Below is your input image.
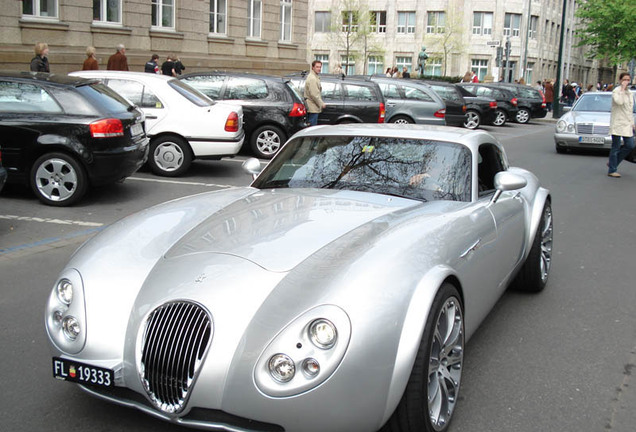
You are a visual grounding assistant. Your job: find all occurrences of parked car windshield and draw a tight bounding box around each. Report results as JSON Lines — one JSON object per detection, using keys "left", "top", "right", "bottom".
{"left": 573, "top": 92, "right": 636, "bottom": 113}
{"left": 253, "top": 135, "right": 472, "bottom": 202}
{"left": 168, "top": 79, "right": 214, "bottom": 107}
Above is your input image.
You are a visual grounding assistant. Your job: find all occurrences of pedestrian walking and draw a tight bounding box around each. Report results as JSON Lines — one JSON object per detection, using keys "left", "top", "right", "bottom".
{"left": 544, "top": 79, "right": 554, "bottom": 112}
{"left": 144, "top": 54, "right": 160, "bottom": 74}
{"left": 30, "top": 42, "right": 50, "bottom": 72}
{"left": 402, "top": 67, "right": 410, "bottom": 79}
{"left": 174, "top": 57, "right": 186, "bottom": 75}
{"left": 304, "top": 60, "right": 326, "bottom": 126}
{"left": 82, "top": 46, "right": 99, "bottom": 70}
{"left": 107, "top": 44, "right": 129, "bottom": 71}
{"left": 607, "top": 72, "right": 635, "bottom": 178}
{"left": 161, "top": 55, "right": 176, "bottom": 77}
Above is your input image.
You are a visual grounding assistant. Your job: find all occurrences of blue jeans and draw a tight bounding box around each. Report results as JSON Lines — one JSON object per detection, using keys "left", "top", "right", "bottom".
{"left": 608, "top": 134, "right": 635, "bottom": 173}
{"left": 307, "top": 113, "right": 319, "bottom": 126}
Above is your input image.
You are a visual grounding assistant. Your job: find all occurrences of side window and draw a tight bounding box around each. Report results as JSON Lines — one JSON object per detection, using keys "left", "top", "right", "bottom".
{"left": 378, "top": 82, "right": 400, "bottom": 99}
{"left": 0, "top": 81, "right": 62, "bottom": 113}
{"left": 181, "top": 75, "right": 225, "bottom": 99}
{"left": 321, "top": 81, "right": 342, "bottom": 100}
{"left": 477, "top": 143, "right": 506, "bottom": 194}
{"left": 433, "top": 86, "right": 462, "bottom": 103}
{"left": 403, "top": 86, "right": 434, "bottom": 102}
{"left": 343, "top": 84, "right": 374, "bottom": 101}
{"left": 476, "top": 87, "right": 492, "bottom": 98}
{"left": 107, "top": 79, "right": 162, "bottom": 108}
{"left": 226, "top": 77, "right": 268, "bottom": 100}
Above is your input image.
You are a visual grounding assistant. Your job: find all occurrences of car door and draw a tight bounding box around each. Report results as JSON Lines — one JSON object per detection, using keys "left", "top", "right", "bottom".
{"left": 401, "top": 83, "right": 445, "bottom": 125}
{"left": 105, "top": 79, "right": 167, "bottom": 135}
{"left": 341, "top": 82, "right": 378, "bottom": 123}
{"left": 318, "top": 80, "right": 344, "bottom": 124}
{"left": 376, "top": 81, "right": 404, "bottom": 121}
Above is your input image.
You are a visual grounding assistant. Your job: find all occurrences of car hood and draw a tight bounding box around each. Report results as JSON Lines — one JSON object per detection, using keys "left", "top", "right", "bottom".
{"left": 568, "top": 111, "right": 610, "bottom": 124}
{"left": 164, "top": 188, "right": 425, "bottom": 272}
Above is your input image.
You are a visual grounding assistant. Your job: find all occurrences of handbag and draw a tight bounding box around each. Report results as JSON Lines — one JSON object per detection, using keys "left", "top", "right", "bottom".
{"left": 625, "top": 147, "right": 636, "bottom": 163}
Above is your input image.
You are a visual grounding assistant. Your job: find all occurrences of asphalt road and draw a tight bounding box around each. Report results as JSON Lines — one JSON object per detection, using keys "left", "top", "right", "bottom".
{"left": 1, "top": 122, "right": 635, "bottom": 432}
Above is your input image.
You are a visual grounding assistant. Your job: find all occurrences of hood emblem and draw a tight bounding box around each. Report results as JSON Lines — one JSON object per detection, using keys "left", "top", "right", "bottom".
{"left": 195, "top": 273, "right": 207, "bottom": 283}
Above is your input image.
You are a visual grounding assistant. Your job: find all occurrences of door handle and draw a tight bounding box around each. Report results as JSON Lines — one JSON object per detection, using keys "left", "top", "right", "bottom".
{"left": 460, "top": 238, "right": 481, "bottom": 258}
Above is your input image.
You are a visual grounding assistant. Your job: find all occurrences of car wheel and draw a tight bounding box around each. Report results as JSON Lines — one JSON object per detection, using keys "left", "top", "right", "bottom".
{"left": 31, "top": 152, "right": 87, "bottom": 206}
{"left": 390, "top": 115, "right": 414, "bottom": 125}
{"left": 516, "top": 108, "right": 531, "bottom": 124}
{"left": 382, "top": 283, "right": 464, "bottom": 432}
{"left": 463, "top": 110, "right": 481, "bottom": 129}
{"left": 148, "top": 135, "right": 192, "bottom": 177}
{"left": 493, "top": 109, "right": 507, "bottom": 126}
{"left": 513, "top": 201, "right": 553, "bottom": 292}
{"left": 250, "top": 125, "right": 285, "bottom": 159}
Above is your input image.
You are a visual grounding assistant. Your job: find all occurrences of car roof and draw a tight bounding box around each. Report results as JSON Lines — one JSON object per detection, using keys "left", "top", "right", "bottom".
{"left": 0, "top": 71, "right": 96, "bottom": 87}
{"left": 69, "top": 70, "right": 175, "bottom": 83}
{"left": 180, "top": 71, "right": 288, "bottom": 83}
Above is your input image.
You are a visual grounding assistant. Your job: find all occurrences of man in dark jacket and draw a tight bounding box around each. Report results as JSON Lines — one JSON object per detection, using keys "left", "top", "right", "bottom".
{"left": 145, "top": 54, "right": 160, "bottom": 74}
{"left": 107, "top": 44, "right": 129, "bottom": 71}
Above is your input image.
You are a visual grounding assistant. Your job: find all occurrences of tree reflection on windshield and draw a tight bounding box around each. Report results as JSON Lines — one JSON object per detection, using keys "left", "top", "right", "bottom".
{"left": 253, "top": 135, "right": 472, "bottom": 202}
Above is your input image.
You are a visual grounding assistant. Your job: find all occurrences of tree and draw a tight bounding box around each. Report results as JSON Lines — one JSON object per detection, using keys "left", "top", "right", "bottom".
{"left": 575, "top": 0, "right": 636, "bottom": 72}
{"left": 422, "top": 6, "right": 465, "bottom": 77}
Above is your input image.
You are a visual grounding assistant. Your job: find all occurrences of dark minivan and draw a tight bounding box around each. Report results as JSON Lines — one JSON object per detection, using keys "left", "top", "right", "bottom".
{"left": 180, "top": 72, "right": 307, "bottom": 158}
{"left": 0, "top": 72, "right": 148, "bottom": 206}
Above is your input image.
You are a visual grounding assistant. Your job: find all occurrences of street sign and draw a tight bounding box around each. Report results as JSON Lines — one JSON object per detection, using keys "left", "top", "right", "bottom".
{"left": 487, "top": 40, "right": 501, "bottom": 47}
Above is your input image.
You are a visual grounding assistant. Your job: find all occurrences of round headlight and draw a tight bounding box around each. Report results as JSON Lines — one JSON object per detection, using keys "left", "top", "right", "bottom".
{"left": 302, "top": 358, "right": 320, "bottom": 377}
{"left": 556, "top": 120, "right": 567, "bottom": 133}
{"left": 62, "top": 316, "right": 81, "bottom": 340}
{"left": 268, "top": 354, "right": 295, "bottom": 383}
{"left": 309, "top": 319, "right": 337, "bottom": 349}
{"left": 56, "top": 279, "right": 74, "bottom": 305}
{"left": 567, "top": 123, "right": 575, "bottom": 133}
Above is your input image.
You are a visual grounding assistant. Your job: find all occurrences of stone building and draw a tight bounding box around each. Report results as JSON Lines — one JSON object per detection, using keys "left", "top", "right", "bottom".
{"left": 1, "top": 0, "right": 308, "bottom": 75}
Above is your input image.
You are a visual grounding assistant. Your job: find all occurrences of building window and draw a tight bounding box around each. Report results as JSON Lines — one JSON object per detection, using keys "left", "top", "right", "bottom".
{"left": 370, "top": 11, "right": 386, "bottom": 33}
{"left": 367, "top": 55, "right": 383, "bottom": 75}
{"left": 471, "top": 59, "right": 488, "bottom": 81}
{"left": 280, "top": 0, "right": 292, "bottom": 41}
{"left": 152, "top": 0, "right": 174, "bottom": 28}
{"left": 210, "top": 0, "right": 226, "bottom": 34}
{"left": 472, "top": 12, "right": 492, "bottom": 35}
{"left": 426, "top": 11, "right": 445, "bottom": 34}
{"left": 341, "top": 55, "right": 355, "bottom": 75}
{"left": 529, "top": 16, "right": 538, "bottom": 39}
{"left": 396, "top": 56, "right": 412, "bottom": 73}
{"left": 23, "top": 0, "right": 57, "bottom": 18}
{"left": 525, "top": 62, "right": 534, "bottom": 84}
{"left": 314, "top": 54, "right": 329, "bottom": 73}
{"left": 397, "top": 12, "right": 415, "bottom": 34}
{"left": 248, "top": 0, "right": 262, "bottom": 38}
{"left": 425, "top": 57, "right": 442, "bottom": 76}
{"left": 341, "top": 11, "right": 358, "bottom": 32}
{"left": 93, "top": 0, "right": 121, "bottom": 24}
{"left": 504, "top": 13, "right": 521, "bottom": 37}
{"left": 315, "top": 11, "right": 331, "bottom": 32}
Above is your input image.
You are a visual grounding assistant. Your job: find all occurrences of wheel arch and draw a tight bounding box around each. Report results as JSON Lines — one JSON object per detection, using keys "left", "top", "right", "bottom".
{"left": 524, "top": 191, "right": 551, "bottom": 261}
{"left": 387, "top": 114, "right": 415, "bottom": 124}
{"left": 28, "top": 145, "right": 90, "bottom": 186}
{"left": 149, "top": 132, "right": 194, "bottom": 158}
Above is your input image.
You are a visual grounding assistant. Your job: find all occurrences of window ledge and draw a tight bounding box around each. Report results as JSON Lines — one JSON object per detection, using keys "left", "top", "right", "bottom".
{"left": 91, "top": 23, "right": 133, "bottom": 35}
{"left": 149, "top": 28, "right": 184, "bottom": 39}
{"left": 278, "top": 41, "right": 298, "bottom": 49}
{"left": 245, "top": 38, "right": 267, "bottom": 46}
{"left": 19, "top": 18, "right": 69, "bottom": 31}
{"left": 207, "top": 34, "right": 234, "bottom": 44}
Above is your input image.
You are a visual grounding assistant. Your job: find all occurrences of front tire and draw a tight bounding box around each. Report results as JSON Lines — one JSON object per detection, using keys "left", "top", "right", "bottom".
{"left": 31, "top": 152, "right": 87, "bottom": 206}
{"left": 148, "top": 135, "right": 192, "bottom": 177}
{"left": 463, "top": 110, "right": 481, "bottom": 129}
{"left": 250, "top": 125, "right": 285, "bottom": 159}
{"left": 516, "top": 108, "right": 531, "bottom": 124}
{"left": 382, "top": 283, "right": 464, "bottom": 432}
{"left": 492, "top": 109, "right": 507, "bottom": 126}
{"left": 513, "top": 201, "right": 553, "bottom": 292}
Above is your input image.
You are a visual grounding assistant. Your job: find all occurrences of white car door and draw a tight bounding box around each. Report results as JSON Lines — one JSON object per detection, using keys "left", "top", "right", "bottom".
{"left": 106, "top": 79, "right": 168, "bottom": 135}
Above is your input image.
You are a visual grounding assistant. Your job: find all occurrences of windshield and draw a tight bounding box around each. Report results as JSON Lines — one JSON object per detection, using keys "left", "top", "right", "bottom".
{"left": 573, "top": 93, "right": 636, "bottom": 113}
{"left": 168, "top": 79, "right": 214, "bottom": 107}
{"left": 253, "top": 135, "right": 472, "bottom": 202}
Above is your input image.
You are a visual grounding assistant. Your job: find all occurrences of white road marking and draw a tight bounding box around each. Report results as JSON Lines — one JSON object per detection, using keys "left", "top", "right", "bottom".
{"left": 127, "top": 176, "right": 236, "bottom": 188}
{"left": 0, "top": 215, "right": 103, "bottom": 227}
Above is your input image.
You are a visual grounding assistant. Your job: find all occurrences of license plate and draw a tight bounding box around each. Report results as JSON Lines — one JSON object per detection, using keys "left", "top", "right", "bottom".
{"left": 131, "top": 123, "right": 143, "bottom": 136}
{"left": 52, "top": 357, "right": 114, "bottom": 387}
{"left": 579, "top": 136, "right": 605, "bottom": 144}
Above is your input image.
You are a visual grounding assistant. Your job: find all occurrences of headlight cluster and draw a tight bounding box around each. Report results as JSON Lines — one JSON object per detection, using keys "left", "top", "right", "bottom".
{"left": 45, "top": 269, "right": 87, "bottom": 354}
{"left": 556, "top": 119, "right": 575, "bottom": 133}
{"left": 255, "top": 307, "right": 350, "bottom": 397}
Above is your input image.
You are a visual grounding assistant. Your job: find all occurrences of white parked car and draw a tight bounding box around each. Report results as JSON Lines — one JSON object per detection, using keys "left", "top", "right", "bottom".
{"left": 70, "top": 71, "right": 244, "bottom": 176}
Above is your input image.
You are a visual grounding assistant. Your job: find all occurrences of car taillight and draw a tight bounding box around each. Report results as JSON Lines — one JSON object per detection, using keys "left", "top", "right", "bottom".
{"left": 225, "top": 112, "right": 240, "bottom": 132}
{"left": 511, "top": 97, "right": 518, "bottom": 106}
{"left": 462, "top": 105, "right": 466, "bottom": 113}
{"left": 89, "top": 119, "right": 124, "bottom": 138}
{"left": 539, "top": 90, "right": 546, "bottom": 108}
{"left": 289, "top": 102, "right": 307, "bottom": 117}
{"left": 378, "top": 103, "right": 386, "bottom": 123}
{"left": 434, "top": 109, "right": 446, "bottom": 118}
{"left": 489, "top": 101, "right": 497, "bottom": 109}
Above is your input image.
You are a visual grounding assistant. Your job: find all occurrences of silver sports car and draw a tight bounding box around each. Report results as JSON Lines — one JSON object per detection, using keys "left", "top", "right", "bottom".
{"left": 45, "top": 124, "right": 552, "bottom": 432}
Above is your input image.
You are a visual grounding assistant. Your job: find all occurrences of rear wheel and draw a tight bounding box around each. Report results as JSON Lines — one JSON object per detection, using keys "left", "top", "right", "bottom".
{"left": 250, "top": 125, "right": 285, "bottom": 159}
{"left": 31, "top": 152, "right": 87, "bottom": 206}
{"left": 463, "top": 110, "right": 481, "bottom": 129}
{"left": 382, "top": 283, "right": 464, "bottom": 432}
{"left": 390, "top": 115, "right": 414, "bottom": 125}
{"left": 516, "top": 108, "right": 531, "bottom": 124}
{"left": 148, "top": 135, "right": 192, "bottom": 177}
{"left": 492, "top": 109, "right": 507, "bottom": 126}
{"left": 513, "top": 201, "right": 553, "bottom": 292}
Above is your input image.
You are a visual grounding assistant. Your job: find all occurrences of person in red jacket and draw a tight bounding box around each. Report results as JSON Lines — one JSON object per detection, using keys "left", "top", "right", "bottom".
{"left": 107, "top": 44, "right": 129, "bottom": 71}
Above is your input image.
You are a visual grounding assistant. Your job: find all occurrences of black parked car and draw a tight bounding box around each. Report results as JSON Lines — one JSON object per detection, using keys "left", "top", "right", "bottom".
{"left": 490, "top": 83, "right": 547, "bottom": 123}
{"left": 423, "top": 81, "right": 467, "bottom": 127}
{"left": 0, "top": 72, "right": 149, "bottom": 206}
{"left": 180, "top": 72, "right": 307, "bottom": 159}
{"left": 456, "top": 85, "right": 498, "bottom": 129}
{"left": 286, "top": 73, "right": 386, "bottom": 125}
{"left": 0, "top": 147, "right": 6, "bottom": 194}
{"left": 457, "top": 83, "right": 519, "bottom": 126}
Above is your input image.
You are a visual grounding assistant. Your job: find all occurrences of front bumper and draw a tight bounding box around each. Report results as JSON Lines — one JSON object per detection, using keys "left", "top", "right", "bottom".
{"left": 554, "top": 132, "right": 611, "bottom": 151}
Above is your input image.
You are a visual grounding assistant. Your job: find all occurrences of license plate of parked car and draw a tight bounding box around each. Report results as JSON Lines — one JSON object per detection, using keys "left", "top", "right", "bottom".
{"left": 52, "top": 357, "right": 113, "bottom": 387}
{"left": 131, "top": 123, "right": 144, "bottom": 136}
{"left": 579, "top": 136, "right": 605, "bottom": 144}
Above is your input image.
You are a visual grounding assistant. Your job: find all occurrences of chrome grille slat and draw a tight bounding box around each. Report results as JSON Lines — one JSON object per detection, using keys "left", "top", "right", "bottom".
{"left": 140, "top": 301, "right": 212, "bottom": 414}
{"left": 576, "top": 123, "right": 609, "bottom": 136}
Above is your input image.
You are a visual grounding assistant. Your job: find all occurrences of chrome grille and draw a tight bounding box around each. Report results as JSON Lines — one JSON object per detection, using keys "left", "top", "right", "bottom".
{"left": 140, "top": 301, "right": 212, "bottom": 413}
{"left": 576, "top": 123, "right": 609, "bottom": 136}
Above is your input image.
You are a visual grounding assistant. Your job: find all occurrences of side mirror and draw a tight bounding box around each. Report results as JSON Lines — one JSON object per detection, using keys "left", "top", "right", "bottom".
{"left": 490, "top": 171, "right": 527, "bottom": 204}
{"left": 242, "top": 158, "right": 262, "bottom": 180}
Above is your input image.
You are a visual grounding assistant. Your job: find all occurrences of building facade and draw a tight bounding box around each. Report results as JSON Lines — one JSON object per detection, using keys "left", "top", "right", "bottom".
{"left": 1, "top": 0, "right": 308, "bottom": 75}
{"left": 308, "top": 0, "right": 613, "bottom": 87}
